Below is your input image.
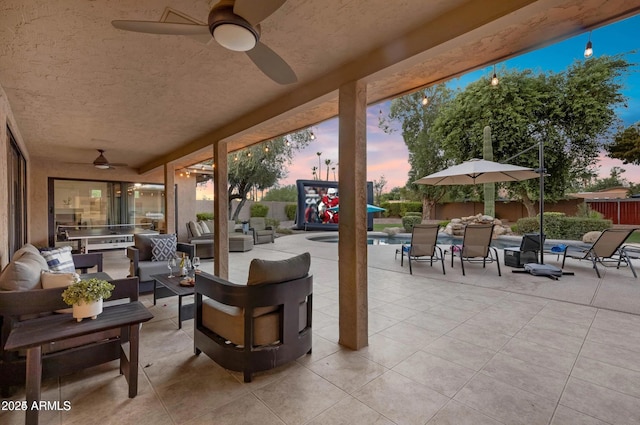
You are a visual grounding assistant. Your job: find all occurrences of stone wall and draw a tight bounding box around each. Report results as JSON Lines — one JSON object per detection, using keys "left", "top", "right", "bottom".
{"left": 443, "top": 214, "right": 513, "bottom": 238}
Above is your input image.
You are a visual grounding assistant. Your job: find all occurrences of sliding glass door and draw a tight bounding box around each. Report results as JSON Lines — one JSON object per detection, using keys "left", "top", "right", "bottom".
{"left": 7, "top": 127, "right": 27, "bottom": 258}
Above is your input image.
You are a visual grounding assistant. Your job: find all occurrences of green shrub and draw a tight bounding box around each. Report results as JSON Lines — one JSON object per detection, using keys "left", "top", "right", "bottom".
{"left": 404, "top": 212, "right": 422, "bottom": 217}
{"left": 576, "top": 203, "right": 603, "bottom": 219}
{"left": 402, "top": 216, "right": 422, "bottom": 232}
{"left": 285, "top": 203, "right": 297, "bottom": 220}
{"left": 250, "top": 203, "right": 269, "bottom": 217}
{"left": 380, "top": 201, "right": 422, "bottom": 217}
{"left": 265, "top": 218, "right": 280, "bottom": 229}
{"left": 515, "top": 214, "right": 612, "bottom": 240}
{"left": 439, "top": 220, "right": 450, "bottom": 229}
{"left": 196, "top": 212, "right": 214, "bottom": 221}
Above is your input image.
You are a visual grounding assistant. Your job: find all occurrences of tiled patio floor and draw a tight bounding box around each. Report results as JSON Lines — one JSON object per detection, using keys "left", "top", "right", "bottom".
{"left": 3, "top": 232, "right": 640, "bottom": 424}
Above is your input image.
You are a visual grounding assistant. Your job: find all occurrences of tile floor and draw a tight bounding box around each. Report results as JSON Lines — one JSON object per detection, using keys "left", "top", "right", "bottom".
{"left": 2, "top": 232, "right": 640, "bottom": 424}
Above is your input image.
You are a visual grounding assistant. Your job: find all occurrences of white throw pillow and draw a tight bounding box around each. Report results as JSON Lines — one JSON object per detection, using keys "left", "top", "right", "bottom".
{"left": 41, "top": 271, "right": 80, "bottom": 313}
{"left": 39, "top": 246, "right": 76, "bottom": 273}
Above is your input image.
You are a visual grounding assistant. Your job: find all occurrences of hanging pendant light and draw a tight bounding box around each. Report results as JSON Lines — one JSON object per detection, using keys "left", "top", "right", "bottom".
{"left": 490, "top": 64, "right": 499, "bottom": 86}
{"left": 584, "top": 31, "right": 593, "bottom": 58}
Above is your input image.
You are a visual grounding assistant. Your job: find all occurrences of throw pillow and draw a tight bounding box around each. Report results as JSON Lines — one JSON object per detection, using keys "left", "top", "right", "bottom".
{"left": 199, "top": 221, "right": 210, "bottom": 234}
{"left": 247, "top": 252, "right": 310, "bottom": 285}
{"left": 39, "top": 246, "right": 75, "bottom": 273}
{"left": 41, "top": 271, "right": 80, "bottom": 313}
{"left": 188, "top": 221, "right": 202, "bottom": 237}
{"left": 0, "top": 251, "right": 49, "bottom": 291}
{"left": 151, "top": 235, "right": 177, "bottom": 261}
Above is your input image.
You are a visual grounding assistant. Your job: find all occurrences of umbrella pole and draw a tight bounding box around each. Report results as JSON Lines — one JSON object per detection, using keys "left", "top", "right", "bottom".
{"left": 539, "top": 140, "right": 545, "bottom": 264}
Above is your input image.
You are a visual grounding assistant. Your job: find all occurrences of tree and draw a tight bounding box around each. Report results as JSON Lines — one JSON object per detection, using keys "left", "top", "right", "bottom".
{"left": 372, "top": 175, "right": 387, "bottom": 205}
{"left": 583, "top": 166, "right": 628, "bottom": 192}
{"left": 262, "top": 184, "right": 298, "bottom": 202}
{"left": 606, "top": 123, "right": 640, "bottom": 165}
{"left": 228, "top": 130, "right": 312, "bottom": 220}
{"left": 432, "top": 55, "right": 631, "bottom": 216}
{"left": 379, "top": 84, "right": 454, "bottom": 220}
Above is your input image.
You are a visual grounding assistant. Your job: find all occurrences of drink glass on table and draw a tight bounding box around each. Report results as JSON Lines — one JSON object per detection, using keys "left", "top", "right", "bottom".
{"left": 192, "top": 256, "right": 200, "bottom": 273}
{"left": 167, "top": 257, "right": 176, "bottom": 278}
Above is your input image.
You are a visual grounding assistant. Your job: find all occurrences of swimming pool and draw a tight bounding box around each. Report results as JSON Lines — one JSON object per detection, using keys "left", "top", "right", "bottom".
{"left": 306, "top": 232, "right": 559, "bottom": 250}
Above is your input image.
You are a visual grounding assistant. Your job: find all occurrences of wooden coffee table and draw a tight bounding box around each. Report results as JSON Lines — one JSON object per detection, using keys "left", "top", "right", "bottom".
{"left": 151, "top": 273, "right": 200, "bottom": 329}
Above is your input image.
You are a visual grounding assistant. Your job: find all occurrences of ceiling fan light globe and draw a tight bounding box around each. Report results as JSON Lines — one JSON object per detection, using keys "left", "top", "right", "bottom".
{"left": 94, "top": 164, "right": 110, "bottom": 170}
{"left": 213, "top": 23, "right": 256, "bottom": 51}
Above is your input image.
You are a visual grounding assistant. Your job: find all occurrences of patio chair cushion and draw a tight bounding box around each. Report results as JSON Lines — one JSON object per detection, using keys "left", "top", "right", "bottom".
{"left": 247, "top": 252, "right": 310, "bottom": 285}
{"left": 199, "top": 221, "right": 211, "bottom": 233}
{"left": 136, "top": 261, "right": 171, "bottom": 283}
{"left": 39, "top": 246, "right": 75, "bottom": 273}
{"left": 150, "top": 234, "right": 177, "bottom": 262}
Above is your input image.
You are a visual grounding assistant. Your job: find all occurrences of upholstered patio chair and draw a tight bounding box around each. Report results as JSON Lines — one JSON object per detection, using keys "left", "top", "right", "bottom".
{"left": 562, "top": 228, "right": 637, "bottom": 278}
{"left": 249, "top": 217, "right": 275, "bottom": 244}
{"left": 194, "top": 252, "right": 312, "bottom": 382}
{"left": 395, "top": 224, "right": 445, "bottom": 275}
{"left": 450, "top": 223, "right": 501, "bottom": 276}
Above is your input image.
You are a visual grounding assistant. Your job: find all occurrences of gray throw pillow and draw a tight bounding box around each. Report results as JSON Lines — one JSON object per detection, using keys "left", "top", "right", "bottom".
{"left": 135, "top": 233, "right": 175, "bottom": 261}
{"left": 247, "top": 252, "right": 310, "bottom": 285}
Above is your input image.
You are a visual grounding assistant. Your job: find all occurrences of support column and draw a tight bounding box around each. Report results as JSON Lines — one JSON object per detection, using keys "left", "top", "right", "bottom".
{"left": 338, "top": 80, "right": 368, "bottom": 350}
{"left": 164, "top": 163, "right": 176, "bottom": 235}
{"left": 213, "top": 141, "right": 229, "bottom": 279}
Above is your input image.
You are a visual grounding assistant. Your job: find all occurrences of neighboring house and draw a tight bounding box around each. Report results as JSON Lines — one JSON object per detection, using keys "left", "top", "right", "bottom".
{"left": 569, "top": 186, "right": 630, "bottom": 200}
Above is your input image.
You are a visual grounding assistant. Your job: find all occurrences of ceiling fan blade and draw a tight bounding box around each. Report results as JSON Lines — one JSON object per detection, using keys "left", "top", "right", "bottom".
{"left": 109, "top": 163, "right": 129, "bottom": 167}
{"left": 234, "top": 0, "right": 286, "bottom": 26}
{"left": 112, "top": 20, "right": 209, "bottom": 36}
{"left": 246, "top": 41, "right": 297, "bottom": 85}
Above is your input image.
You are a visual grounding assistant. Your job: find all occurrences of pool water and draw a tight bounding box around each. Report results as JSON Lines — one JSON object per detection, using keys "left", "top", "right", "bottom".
{"left": 307, "top": 233, "right": 554, "bottom": 250}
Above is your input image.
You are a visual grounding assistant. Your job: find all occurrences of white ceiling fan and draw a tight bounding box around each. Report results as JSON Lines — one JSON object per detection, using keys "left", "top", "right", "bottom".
{"left": 111, "top": 0, "right": 297, "bottom": 85}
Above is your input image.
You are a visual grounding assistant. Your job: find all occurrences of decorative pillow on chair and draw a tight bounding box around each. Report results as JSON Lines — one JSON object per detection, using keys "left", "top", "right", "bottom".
{"left": 41, "top": 271, "right": 80, "bottom": 313}
{"left": 151, "top": 234, "right": 177, "bottom": 261}
{"left": 0, "top": 251, "right": 49, "bottom": 291}
{"left": 39, "top": 246, "right": 75, "bottom": 273}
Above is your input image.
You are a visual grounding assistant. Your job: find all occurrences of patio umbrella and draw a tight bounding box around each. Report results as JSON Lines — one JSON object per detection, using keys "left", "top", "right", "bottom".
{"left": 327, "top": 204, "right": 386, "bottom": 213}
{"left": 414, "top": 158, "right": 540, "bottom": 186}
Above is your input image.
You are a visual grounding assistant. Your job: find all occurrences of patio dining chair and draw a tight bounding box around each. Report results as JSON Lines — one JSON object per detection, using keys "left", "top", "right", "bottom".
{"left": 562, "top": 228, "right": 637, "bottom": 278}
{"left": 450, "top": 223, "right": 501, "bottom": 276}
{"left": 395, "top": 224, "right": 445, "bottom": 275}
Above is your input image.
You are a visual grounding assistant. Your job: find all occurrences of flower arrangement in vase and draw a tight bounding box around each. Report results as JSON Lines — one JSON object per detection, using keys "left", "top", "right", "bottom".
{"left": 61, "top": 278, "right": 115, "bottom": 322}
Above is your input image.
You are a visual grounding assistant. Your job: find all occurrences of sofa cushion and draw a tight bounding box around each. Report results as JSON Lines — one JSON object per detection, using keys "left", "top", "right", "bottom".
{"left": 198, "top": 221, "right": 211, "bottom": 234}
{"left": 188, "top": 221, "right": 202, "bottom": 238}
{"left": 135, "top": 233, "right": 175, "bottom": 262}
{"left": 247, "top": 252, "right": 310, "bottom": 285}
{"left": 0, "top": 251, "right": 49, "bottom": 291}
{"left": 151, "top": 235, "right": 177, "bottom": 262}
{"left": 41, "top": 271, "right": 80, "bottom": 313}
{"left": 12, "top": 243, "right": 41, "bottom": 261}
{"left": 39, "top": 246, "right": 75, "bottom": 273}
{"left": 137, "top": 261, "right": 172, "bottom": 282}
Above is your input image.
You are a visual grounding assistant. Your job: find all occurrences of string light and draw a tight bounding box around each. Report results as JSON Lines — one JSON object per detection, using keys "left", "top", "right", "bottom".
{"left": 421, "top": 93, "right": 429, "bottom": 106}
{"left": 310, "top": 132, "right": 316, "bottom": 140}
{"left": 490, "top": 64, "right": 499, "bottom": 86}
{"left": 584, "top": 31, "right": 593, "bottom": 58}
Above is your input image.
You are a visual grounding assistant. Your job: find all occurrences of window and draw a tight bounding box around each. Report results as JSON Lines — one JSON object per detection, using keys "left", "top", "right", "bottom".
{"left": 7, "top": 127, "right": 27, "bottom": 258}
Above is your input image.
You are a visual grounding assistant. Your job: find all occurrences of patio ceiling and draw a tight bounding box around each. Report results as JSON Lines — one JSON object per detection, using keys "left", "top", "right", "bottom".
{"left": 1, "top": 0, "right": 639, "bottom": 173}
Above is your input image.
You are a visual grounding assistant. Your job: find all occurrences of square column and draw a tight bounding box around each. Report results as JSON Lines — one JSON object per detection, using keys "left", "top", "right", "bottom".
{"left": 338, "top": 80, "right": 368, "bottom": 350}
{"left": 213, "top": 141, "right": 229, "bottom": 279}
{"left": 163, "top": 164, "right": 176, "bottom": 235}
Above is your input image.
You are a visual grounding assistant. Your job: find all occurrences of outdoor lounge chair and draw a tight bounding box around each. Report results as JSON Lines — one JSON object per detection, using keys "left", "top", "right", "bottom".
{"left": 450, "top": 223, "right": 501, "bottom": 276}
{"left": 395, "top": 224, "right": 445, "bottom": 275}
{"left": 194, "top": 252, "right": 312, "bottom": 382}
{"left": 562, "top": 228, "right": 637, "bottom": 278}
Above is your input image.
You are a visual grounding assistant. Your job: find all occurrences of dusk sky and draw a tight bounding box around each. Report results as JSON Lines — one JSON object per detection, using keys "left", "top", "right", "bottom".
{"left": 281, "top": 14, "right": 640, "bottom": 190}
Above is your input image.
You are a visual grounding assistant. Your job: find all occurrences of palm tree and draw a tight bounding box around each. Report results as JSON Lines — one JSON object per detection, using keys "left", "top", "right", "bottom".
{"left": 325, "top": 159, "right": 333, "bottom": 180}
{"left": 316, "top": 152, "right": 322, "bottom": 179}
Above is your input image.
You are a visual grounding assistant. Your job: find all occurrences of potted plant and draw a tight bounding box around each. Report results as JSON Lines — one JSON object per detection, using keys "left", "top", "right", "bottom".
{"left": 61, "top": 278, "right": 115, "bottom": 322}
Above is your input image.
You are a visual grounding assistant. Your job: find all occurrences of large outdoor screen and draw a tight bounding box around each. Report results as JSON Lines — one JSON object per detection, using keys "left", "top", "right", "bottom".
{"left": 294, "top": 180, "right": 374, "bottom": 231}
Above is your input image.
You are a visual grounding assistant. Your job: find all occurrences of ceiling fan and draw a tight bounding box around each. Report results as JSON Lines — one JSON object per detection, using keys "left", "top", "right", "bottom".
{"left": 92, "top": 149, "right": 128, "bottom": 170}
{"left": 111, "top": 0, "right": 297, "bottom": 85}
